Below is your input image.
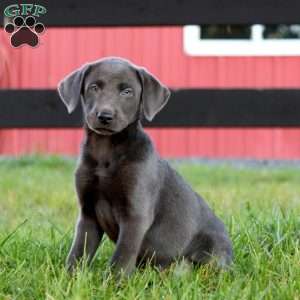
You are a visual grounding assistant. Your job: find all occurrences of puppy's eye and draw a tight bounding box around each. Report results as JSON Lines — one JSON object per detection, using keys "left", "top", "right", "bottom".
{"left": 120, "top": 88, "right": 133, "bottom": 96}
{"left": 88, "top": 84, "right": 99, "bottom": 92}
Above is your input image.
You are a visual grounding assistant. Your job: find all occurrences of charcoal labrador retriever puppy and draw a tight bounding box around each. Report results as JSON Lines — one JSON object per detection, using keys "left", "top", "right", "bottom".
{"left": 58, "top": 57, "right": 233, "bottom": 276}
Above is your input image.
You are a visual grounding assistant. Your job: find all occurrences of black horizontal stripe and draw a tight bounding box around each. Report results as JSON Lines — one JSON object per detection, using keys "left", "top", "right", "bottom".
{"left": 1, "top": 0, "right": 300, "bottom": 26}
{"left": 1, "top": 89, "right": 300, "bottom": 128}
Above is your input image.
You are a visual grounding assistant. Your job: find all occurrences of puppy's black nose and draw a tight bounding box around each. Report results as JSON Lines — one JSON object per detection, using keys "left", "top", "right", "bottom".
{"left": 97, "top": 111, "right": 113, "bottom": 125}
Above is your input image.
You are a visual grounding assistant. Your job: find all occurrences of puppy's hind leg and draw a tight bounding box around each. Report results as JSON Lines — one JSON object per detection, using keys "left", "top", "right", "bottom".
{"left": 185, "top": 231, "right": 233, "bottom": 269}
{"left": 210, "top": 232, "right": 233, "bottom": 268}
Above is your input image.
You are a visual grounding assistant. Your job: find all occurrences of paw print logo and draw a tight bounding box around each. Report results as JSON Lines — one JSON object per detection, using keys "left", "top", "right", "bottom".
{"left": 4, "top": 16, "right": 45, "bottom": 48}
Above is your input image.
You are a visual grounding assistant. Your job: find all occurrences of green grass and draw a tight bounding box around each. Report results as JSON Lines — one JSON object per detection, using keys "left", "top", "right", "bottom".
{"left": 0, "top": 156, "right": 299, "bottom": 300}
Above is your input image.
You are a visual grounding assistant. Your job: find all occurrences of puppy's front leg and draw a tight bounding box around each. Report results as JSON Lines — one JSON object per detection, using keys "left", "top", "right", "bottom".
{"left": 67, "top": 214, "right": 103, "bottom": 272}
{"left": 110, "top": 216, "right": 149, "bottom": 276}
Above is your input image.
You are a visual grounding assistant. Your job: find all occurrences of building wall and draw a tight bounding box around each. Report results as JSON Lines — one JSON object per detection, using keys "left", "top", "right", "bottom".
{"left": 1, "top": 27, "right": 300, "bottom": 158}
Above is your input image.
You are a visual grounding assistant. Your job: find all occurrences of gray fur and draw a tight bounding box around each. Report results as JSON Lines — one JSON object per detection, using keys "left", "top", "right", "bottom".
{"left": 58, "top": 57, "right": 233, "bottom": 276}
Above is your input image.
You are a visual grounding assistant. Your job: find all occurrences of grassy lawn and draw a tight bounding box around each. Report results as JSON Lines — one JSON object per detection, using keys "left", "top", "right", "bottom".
{"left": 0, "top": 156, "right": 299, "bottom": 300}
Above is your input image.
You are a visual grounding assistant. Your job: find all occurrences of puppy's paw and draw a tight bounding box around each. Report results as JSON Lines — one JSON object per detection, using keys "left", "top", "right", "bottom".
{"left": 65, "top": 261, "right": 77, "bottom": 275}
{"left": 173, "top": 259, "right": 192, "bottom": 278}
{"left": 207, "top": 253, "right": 233, "bottom": 272}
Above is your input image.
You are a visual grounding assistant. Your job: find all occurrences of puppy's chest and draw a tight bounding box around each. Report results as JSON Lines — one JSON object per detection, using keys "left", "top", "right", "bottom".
{"left": 90, "top": 141, "right": 122, "bottom": 180}
{"left": 92, "top": 150, "right": 127, "bottom": 196}
{"left": 92, "top": 154, "right": 128, "bottom": 242}
{"left": 87, "top": 138, "right": 132, "bottom": 201}
{"left": 95, "top": 157, "right": 117, "bottom": 178}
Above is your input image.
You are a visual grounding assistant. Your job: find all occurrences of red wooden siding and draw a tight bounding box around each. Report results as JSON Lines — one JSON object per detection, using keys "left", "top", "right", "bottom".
{"left": 1, "top": 27, "right": 300, "bottom": 159}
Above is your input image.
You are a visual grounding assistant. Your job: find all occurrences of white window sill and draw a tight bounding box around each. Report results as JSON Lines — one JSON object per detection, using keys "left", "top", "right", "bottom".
{"left": 183, "top": 25, "right": 300, "bottom": 56}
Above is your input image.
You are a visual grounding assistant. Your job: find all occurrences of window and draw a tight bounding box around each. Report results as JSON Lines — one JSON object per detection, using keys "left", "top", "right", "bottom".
{"left": 183, "top": 24, "right": 300, "bottom": 56}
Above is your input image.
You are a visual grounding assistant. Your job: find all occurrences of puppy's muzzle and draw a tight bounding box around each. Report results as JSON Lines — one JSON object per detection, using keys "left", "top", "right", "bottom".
{"left": 97, "top": 111, "right": 114, "bottom": 125}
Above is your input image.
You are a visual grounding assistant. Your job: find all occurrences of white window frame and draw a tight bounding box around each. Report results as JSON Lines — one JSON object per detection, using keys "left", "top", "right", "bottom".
{"left": 183, "top": 25, "right": 300, "bottom": 56}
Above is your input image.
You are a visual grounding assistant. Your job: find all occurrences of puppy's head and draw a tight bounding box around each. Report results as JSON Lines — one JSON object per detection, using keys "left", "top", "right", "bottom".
{"left": 58, "top": 57, "right": 170, "bottom": 135}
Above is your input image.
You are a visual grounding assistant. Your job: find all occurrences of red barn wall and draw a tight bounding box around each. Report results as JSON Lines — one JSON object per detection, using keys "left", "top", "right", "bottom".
{"left": 1, "top": 27, "right": 300, "bottom": 159}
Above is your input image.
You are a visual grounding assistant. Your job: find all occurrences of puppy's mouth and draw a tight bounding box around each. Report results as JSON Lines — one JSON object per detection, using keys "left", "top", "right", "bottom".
{"left": 91, "top": 126, "right": 116, "bottom": 135}
{"left": 86, "top": 120, "right": 116, "bottom": 135}
{"left": 95, "top": 128, "right": 115, "bottom": 134}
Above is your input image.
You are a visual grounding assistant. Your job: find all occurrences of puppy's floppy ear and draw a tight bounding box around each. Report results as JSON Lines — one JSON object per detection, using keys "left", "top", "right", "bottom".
{"left": 138, "top": 67, "right": 171, "bottom": 121}
{"left": 57, "top": 64, "right": 90, "bottom": 114}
